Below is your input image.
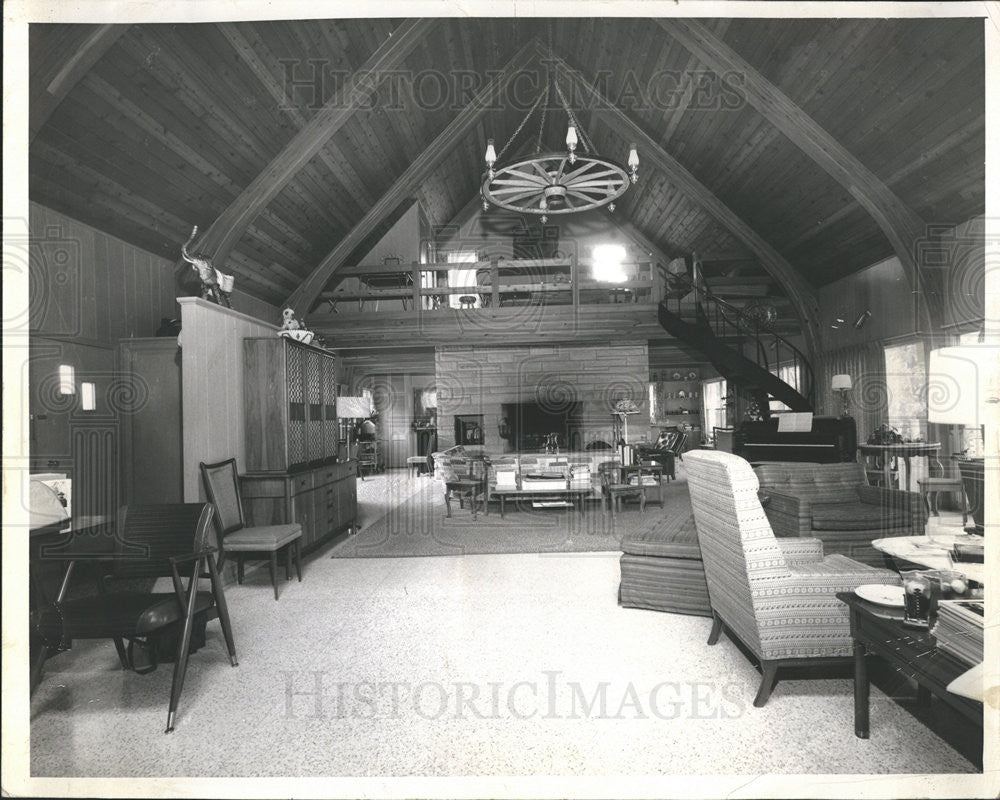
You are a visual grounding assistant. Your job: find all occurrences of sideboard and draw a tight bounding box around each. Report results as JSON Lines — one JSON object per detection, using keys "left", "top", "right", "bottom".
{"left": 240, "top": 460, "right": 358, "bottom": 553}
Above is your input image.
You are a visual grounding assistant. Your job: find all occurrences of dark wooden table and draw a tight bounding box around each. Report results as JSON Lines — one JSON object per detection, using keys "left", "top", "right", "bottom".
{"left": 837, "top": 591, "right": 982, "bottom": 742}
{"left": 489, "top": 486, "right": 593, "bottom": 518}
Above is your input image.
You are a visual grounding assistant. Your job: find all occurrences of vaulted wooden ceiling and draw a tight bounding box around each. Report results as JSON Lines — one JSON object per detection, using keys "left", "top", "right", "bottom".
{"left": 29, "top": 16, "right": 984, "bottom": 311}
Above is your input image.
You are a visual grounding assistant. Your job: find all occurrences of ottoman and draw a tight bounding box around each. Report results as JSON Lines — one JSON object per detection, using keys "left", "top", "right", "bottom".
{"left": 618, "top": 514, "right": 712, "bottom": 616}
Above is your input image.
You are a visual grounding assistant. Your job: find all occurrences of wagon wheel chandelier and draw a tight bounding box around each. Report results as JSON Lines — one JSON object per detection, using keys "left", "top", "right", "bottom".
{"left": 481, "top": 76, "right": 638, "bottom": 224}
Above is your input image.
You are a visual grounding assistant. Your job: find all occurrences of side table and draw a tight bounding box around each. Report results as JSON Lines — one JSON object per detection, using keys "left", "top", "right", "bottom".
{"left": 837, "top": 591, "right": 982, "bottom": 747}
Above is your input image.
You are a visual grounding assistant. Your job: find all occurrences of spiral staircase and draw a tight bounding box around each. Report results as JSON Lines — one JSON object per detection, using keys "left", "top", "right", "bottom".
{"left": 658, "top": 274, "right": 814, "bottom": 420}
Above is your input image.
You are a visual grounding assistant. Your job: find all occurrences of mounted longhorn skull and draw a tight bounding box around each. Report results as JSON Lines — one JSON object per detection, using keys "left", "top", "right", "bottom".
{"left": 180, "top": 225, "right": 233, "bottom": 308}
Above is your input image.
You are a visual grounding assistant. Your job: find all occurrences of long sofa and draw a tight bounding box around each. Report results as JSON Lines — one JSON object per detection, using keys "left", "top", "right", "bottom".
{"left": 753, "top": 461, "right": 927, "bottom": 566}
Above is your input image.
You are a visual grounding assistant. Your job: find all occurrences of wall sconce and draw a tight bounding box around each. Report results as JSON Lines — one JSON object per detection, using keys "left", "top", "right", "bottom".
{"left": 831, "top": 374, "right": 853, "bottom": 417}
{"left": 854, "top": 310, "right": 872, "bottom": 329}
{"left": 58, "top": 364, "right": 75, "bottom": 395}
{"left": 80, "top": 382, "right": 96, "bottom": 411}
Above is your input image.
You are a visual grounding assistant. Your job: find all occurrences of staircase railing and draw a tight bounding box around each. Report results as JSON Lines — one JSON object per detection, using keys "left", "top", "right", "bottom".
{"left": 661, "top": 270, "right": 815, "bottom": 407}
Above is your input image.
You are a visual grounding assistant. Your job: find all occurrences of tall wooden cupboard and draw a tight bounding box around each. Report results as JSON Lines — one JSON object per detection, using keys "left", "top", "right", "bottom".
{"left": 240, "top": 337, "right": 357, "bottom": 551}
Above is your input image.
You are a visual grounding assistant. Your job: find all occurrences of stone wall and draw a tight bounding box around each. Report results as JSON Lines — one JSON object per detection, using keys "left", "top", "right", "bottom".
{"left": 435, "top": 343, "right": 649, "bottom": 453}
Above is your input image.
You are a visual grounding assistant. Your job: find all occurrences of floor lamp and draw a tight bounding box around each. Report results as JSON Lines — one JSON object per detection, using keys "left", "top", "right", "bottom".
{"left": 337, "top": 396, "right": 372, "bottom": 462}
{"left": 613, "top": 398, "right": 640, "bottom": 464}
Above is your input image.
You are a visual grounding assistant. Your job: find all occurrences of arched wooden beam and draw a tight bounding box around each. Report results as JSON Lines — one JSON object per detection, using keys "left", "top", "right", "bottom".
{"left": 173, "top": 18, "right": 436, "bottom": 285}
{"left": 546, "top": 50, "right": 823, "bottom": 361}
{"left": 657, "top": 18, "right": 942, "bottom": 327}
{"left": 30, "top": 24, "right": 128, "bottom": 143}
{"left": 287, "top": 39, "right": 541, "bottom": 317}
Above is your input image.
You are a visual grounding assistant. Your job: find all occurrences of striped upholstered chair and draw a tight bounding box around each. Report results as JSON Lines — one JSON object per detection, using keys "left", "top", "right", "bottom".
{"left": 684, "top": 450, "right": 898, "bottom": 707}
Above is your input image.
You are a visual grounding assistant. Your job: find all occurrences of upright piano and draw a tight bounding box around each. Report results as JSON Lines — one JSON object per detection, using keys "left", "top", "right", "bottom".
{"left": 735, "top": 416, "right": 857, "bottom": 463}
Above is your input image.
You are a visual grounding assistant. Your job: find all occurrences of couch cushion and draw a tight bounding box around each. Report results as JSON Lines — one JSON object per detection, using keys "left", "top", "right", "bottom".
{"left": 810, "top": 502, "right": 912, "bottom": 531}
{"left": 620, "top": 514, "right": 701, "bottom": 559}
{"left": 755, "top": 462, "right": 865, "bottom": 503}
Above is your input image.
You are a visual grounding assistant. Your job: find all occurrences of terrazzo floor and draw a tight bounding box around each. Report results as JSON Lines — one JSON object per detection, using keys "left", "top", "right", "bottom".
{"left": 25, "top": 471, "right": 985, "bottom": 782}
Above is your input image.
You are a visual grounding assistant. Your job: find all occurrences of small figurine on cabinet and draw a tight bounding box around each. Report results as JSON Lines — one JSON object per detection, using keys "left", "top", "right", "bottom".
{"left": 278, "top": 307, "right": 314, "bottom": 344}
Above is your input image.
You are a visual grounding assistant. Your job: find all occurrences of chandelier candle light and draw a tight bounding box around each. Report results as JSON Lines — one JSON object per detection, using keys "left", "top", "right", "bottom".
{"left": 482, "top": 76, "right": 638, "bottom": 224}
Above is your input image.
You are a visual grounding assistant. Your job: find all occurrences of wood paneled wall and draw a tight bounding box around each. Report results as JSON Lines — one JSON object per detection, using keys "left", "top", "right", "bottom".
{"left": 30, "top": 202, "right": 179, "bottom": 343}
{"left": 29, "top": 201, "right": 280, "bottom": 339}
{"left": 178, "top": 297, "right": 276, "bottom": 502}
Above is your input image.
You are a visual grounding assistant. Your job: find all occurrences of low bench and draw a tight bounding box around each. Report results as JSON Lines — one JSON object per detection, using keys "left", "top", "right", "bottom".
{"left": 618, "top": 514, "right": 711, "bottom": 617}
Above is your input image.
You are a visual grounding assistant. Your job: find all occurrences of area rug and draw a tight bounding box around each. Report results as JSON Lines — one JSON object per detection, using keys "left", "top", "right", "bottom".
{"left": 329, "top": 474, "right": 695, "bottom": 558}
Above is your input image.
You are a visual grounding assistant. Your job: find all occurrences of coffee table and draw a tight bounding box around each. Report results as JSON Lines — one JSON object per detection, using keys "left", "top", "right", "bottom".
{"left": 872, "top": 533, "right": 985, "bottom": 585}
{"left": 837, "top": 591, "right": 982, "bottom": 745}
{"left": 490, "top": 486, "right": 593, "bottom": 518}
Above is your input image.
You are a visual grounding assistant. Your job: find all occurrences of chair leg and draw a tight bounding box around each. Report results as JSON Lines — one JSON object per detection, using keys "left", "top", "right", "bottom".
{"left": 269, "top": 551, "right": 279, "bottom": 601}
{"left": 237, "top": 554, "right": 245, "bottom": 585}
{"left": 754, "top": 661, "right": 780, "bottom": 707}
{"left": 30, "top": 646, "right": 51, "bottom": 694}
{"left": 294, "top": 540, "right": 302, "bottom": 582}
{"left": 206, "top": 555, "right": 238, "bottom": 667}
{"left": 165, "top": 561, "right": 202, "bottom": 733}
{"left": 285, "top": 544, "right": 292, "bottom": 581}
{"left": 707, "top": 611, "right": 723, "bottom": 645}
{"left": 112, "top": 636, "right": 130, "bottom": 670}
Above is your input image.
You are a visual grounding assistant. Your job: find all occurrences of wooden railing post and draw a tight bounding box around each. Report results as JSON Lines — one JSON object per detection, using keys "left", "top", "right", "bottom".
{"left": 411, "top": 263, "right": 422, "bottom": 315}
{"left": 571, "top": 252, "right": 580, "bottom": 308}
{"left": 490, "top": 257, "right": 500, "bottom": 309}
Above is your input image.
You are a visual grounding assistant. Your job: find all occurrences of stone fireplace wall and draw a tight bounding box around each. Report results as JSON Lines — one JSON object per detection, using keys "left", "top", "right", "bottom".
{"left": 435, "top": 343, "right": 650, "bottom": 453}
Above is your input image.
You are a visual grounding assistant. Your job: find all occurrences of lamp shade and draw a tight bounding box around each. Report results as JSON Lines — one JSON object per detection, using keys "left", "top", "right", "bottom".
{"left": 927, "top": 346, "right": 998, "bottom": 426}
{"left": 613, "top": 398, "right": 640, "bottom": 415}
{"left": 831, "top": 374, "right": 853, "bottom": 391}
{"left": 336, "top": 396, "right": 371, "bottom": 419}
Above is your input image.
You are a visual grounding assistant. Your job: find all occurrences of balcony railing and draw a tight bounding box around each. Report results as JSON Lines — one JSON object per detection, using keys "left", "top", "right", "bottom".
{"left": 318, "top": 257, "right": 660, "bottom": 313}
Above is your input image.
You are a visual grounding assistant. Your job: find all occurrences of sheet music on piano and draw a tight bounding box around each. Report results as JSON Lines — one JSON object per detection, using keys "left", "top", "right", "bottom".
{"left": 776, "top": 412, "right": 813, "bottom": 433}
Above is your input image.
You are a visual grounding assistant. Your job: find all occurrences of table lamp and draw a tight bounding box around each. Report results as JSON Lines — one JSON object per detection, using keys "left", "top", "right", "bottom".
{"left": 613, "top": 398, "right": 640, "bottom": 448}
{"left": 831, "top": 374, "right": 853, "bottom": 417}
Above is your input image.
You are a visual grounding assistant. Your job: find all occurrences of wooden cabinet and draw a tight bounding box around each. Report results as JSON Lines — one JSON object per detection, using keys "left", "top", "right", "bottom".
{"left": 118, "top": 338, "right": 183, "bottom": 504}
{"left": 240, "top": 461, "right": 358, "bottom": 553}
{"left": 243, "top": 337, "right": 339, "bottom": 471}
{"left": 242, "top": 338, "right": 356, "bottom": 552}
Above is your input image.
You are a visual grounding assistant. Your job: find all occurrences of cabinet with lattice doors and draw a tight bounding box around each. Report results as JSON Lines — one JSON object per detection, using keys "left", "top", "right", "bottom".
{"left": 243, "top": 337, "right": 339, "bottom": 471}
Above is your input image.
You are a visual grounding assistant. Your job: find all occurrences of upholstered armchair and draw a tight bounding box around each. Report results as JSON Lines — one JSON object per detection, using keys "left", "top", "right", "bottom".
{"left": 753, "top": 462, "right": 927, "bottom": 566}
{"left": 685, "top": 451, "right": 898, "bottom": 707}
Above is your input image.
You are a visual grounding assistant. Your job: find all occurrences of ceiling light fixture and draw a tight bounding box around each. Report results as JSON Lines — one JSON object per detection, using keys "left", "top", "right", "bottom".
{"left": 481, "top": 70, "right": 638, "bottom": 224}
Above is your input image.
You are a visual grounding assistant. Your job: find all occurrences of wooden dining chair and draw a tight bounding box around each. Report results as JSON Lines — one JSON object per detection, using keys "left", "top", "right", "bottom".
{"left": 200, "top": 459, "right": 303, "bottom": 600}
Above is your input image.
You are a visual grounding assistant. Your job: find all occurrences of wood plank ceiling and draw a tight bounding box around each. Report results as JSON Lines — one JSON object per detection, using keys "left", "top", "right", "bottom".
{"left": 29, "top": 17, "right": 984, "bottom": 309}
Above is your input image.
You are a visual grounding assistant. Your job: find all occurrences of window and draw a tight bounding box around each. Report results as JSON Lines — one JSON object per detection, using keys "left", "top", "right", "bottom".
{"left": 446, "top": 251, "right": 479, "bottom": 309}
{"left": 703, "top": 378, "right": 727, "bottom": 437}
{"left": 769, "top": 362, "right": 801, "bottom": 413}
{"left": 884, "top": 341, "right": 926, "bottom": 441}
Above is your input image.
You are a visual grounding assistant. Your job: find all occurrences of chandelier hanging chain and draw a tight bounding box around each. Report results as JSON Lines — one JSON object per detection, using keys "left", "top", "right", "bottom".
{"left": 495, "top": 88, "right": 547, "bottom": 163}
{"left": 535, "top": 85, "right": 549, "bottom": 154}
